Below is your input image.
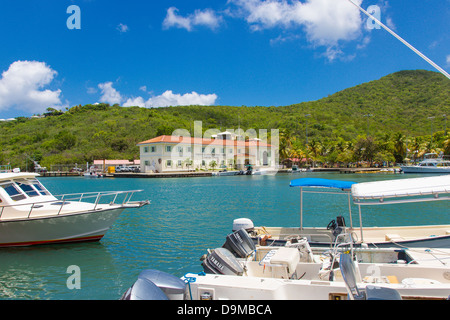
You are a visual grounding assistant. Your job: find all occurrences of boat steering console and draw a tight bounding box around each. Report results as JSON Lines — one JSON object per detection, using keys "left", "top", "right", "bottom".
{"left": 327, "top": 216, "right": 346, "bottom": 237}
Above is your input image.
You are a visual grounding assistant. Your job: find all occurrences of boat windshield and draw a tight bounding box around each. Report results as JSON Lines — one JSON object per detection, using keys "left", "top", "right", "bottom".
{"left": 0, "top": 182, "right": 27, "bottom": 201}
{"left": 0, "top": 178, "right": 51, "bottom": 201}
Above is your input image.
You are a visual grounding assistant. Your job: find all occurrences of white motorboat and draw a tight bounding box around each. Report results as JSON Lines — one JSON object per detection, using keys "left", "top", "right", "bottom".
{"left": 246, "top": 176, "right": 450, "bottom": 248}
{"left": 252, "top": 167, "right": 278, "bottom": 175}
{"left": 0, "top": 172, "right": 149, "bottom": 247}
{"left": 84, "top": 172, "right": 103, "bottom": 178}
{"left": 401, "top": 153, "right": 450, "bottom": 174}
{"left": 122, "top": 229, "right": 450, "bottom": 300}
{"left": 212, "top": 169, "right": 239, "bottom": 176}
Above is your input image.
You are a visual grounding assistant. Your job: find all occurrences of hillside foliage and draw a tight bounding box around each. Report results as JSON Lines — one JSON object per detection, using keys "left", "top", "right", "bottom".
{"left": 0, "top": 70, "right": 449, "bottom": 170}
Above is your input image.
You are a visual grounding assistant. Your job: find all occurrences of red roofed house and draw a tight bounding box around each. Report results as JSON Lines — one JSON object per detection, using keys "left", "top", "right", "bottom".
{"left": 137, "top": 131, "right": 277, "bottom": 173}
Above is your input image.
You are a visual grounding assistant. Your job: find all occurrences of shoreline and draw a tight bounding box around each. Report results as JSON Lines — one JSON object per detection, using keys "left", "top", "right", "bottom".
{"left": 38, "top": 167, "right": 400, "bottom": 178}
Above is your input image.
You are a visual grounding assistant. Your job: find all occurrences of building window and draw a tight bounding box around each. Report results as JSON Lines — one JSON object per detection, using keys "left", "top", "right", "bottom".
{"left": 144, "top": 160, "right": 150, "bottom": 166}
{"left": 202, "top": 160, "right": 206, "bottom": 167}
{"left": 187, "top": 147, "right": 192, "bottom": 153}
{"left": 177, "top": 160, "right": 182, "bottom": 167}
{"left": 177, "top": 146, "right": 183, "bottom": 153}
{"left": 143, "top": 146, "right": 149, "bottom": 153}
{"left": 202, "top": 147, "right": 206, "bottom": 153}
{"left": 166, "top": 160, "right": 172, "bottom": 167}
{"left": 151, "top": 146, "right": 156, "bottom": 152}
{"left": 166, "top": 146, "right": 172, "bottom": 152}
{"left": 211, "top": 148, "right": 215, "bottom": 154}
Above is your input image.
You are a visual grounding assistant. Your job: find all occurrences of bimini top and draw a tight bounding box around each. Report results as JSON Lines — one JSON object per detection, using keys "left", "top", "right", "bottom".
{"left": 352, "top": 175, "right": 450, "bottom": 205}
{"left": 289, "top": 178, "right": 356, "bottom": 191}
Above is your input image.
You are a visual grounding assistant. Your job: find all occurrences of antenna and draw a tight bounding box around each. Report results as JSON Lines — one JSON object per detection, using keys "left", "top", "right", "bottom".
{"left": 346, "top": 0, "right": 450, "bottom": 79}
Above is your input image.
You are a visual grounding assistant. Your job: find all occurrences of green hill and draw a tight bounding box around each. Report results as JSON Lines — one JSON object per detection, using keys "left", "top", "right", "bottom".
{"left": 0, "top": 69, "right": 449, "bottom": 169}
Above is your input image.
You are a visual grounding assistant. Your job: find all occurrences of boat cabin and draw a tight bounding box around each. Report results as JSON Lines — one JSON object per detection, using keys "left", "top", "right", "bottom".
{"left": 0, "top": 173, "right": 56, "bottom": 206}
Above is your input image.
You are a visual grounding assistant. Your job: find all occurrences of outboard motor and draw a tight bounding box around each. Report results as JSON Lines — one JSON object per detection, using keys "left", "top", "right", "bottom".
{"left": 232, "top": 218, "right": 254, "bottom": 233}
{"left": 201, "top": 247, "right": 244, "bottom": 276}
{"left": 121, "top": 269, "right": 186, "bottom": 300}
{"left": 222, "top": 228, "right": 256, "bottom": 258}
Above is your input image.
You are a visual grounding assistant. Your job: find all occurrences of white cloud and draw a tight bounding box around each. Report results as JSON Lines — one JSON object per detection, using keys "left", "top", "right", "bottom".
{"left": 446, "top": 55, "right": 450, "bottom": 66}
{"left": 117, "top": 23, "right": 129, "bottom": 33}
{"left": 97, "top": 82, "right": 217, "bottom": 108}
{"left": 0, "top": 60, "right": 63, "bottom": 114}
{"left": 98, "top": 82, "right": 122, "bottom": 105}
{"left": 163, "top": 7, "right": 222, "bottom": 31}
{"left": 296, "top": 0, "right": 363, "bottom": 46}
{"left": 123, "top": 90, "right": 218, "bottom": 108}
{"left": 228, "top": 0, "right": 364, "bottom": 60}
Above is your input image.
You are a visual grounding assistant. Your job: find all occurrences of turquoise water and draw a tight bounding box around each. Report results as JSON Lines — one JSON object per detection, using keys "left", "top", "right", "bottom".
{"left": 0, "top": 173, "right": 448, "bottom": 300}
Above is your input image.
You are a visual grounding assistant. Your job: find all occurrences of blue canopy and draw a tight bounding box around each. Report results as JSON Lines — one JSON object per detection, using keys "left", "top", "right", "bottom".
{"left": 289, "top": 178, "right": 356, "bottom": 190}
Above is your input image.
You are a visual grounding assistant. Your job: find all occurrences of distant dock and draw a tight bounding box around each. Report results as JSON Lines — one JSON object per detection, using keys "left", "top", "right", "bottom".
{"left": 111, "top": 172, "right": 213, "bottom": 178}
{"left": 40, "top": 171, "right": 82, "bottom": 177}
{"left": 309, "top": 167, "right": 385, "bottom": 174}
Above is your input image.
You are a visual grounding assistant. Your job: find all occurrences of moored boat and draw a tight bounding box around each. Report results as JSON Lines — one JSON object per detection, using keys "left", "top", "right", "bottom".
{"left": 401, "top": 153, "right": 450, "bottom": 174}
{"left": 246, "top": 176, "right": 450, "bottom": 248}
{"left": 122, "top": 229, "right": 450, "bottom": 300}
{"left": 0, "top": 172, "right": 149, "bottom": 247}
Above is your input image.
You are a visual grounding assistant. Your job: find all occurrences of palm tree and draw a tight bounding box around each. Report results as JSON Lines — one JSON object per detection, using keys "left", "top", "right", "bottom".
{"left": 409, "top": 136, "right": 423, "bottom": 163}
{"left": 307, "top": 139, "right": 322, "bottom": 168}
{"left": 279, "top": 128, "right": 294, "bottom": 167}
{"left": 209, "top": 160, "right": 217, "bottom": 171}
{"left": 443, "top": 138, "right": 450, "bottom": 155}
{"left": 392, "top": 132, "right": 407, "bottom": 163}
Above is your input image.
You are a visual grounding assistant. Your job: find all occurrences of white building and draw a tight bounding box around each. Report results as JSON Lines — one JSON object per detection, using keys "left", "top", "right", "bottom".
{"left": 137, "top": 132, "right": 276, "bottom": 173}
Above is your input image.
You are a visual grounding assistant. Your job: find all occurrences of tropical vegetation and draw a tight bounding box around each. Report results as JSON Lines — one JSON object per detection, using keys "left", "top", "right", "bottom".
{"left": 0, "top": 70, "right": 448, "bottom": 171}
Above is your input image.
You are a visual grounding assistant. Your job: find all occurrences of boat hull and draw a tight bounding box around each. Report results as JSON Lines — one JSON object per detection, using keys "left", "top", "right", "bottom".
{"left": 0, "top": 208, "right": 124, "bottom": 247}
{"left": 401, "top": 166, "right": 450, "bottom": 174}
{"left": 185, "top": 273, "right": 450, "bottom": 300}
{"left": 253, "top": 225, "right": 450, "bottom": 249}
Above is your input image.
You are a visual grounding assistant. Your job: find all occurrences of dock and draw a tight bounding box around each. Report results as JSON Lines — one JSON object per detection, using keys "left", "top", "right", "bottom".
{"left": 39, "top": 171, "right": 82, "bottom": 177}
{"left": 111, "top": 172, "right": 213, "bottom": 178}
{"left": 309, "top": 167, "right": 384, "bottom": 174}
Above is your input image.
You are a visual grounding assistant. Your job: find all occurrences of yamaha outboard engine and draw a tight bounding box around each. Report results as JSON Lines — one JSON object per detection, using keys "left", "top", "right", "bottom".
{"left": 121, "top": 269, "right": 187, "bottom": 300}
{"left": 222, "top": 228, "right": 256, "bottom": 258}
{"left": 201, "top": 247, "right": 244, "bottom": 276}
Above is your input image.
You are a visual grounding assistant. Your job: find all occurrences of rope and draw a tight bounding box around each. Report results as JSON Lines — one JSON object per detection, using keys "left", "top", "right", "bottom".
{"left": 183, "top": 272, "right": 206, "bottom": 300}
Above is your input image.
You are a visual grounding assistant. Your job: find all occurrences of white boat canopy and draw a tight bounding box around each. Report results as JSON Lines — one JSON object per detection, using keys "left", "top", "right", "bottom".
{"left": 352, "top": 175, "right": 450, "bottom": 205}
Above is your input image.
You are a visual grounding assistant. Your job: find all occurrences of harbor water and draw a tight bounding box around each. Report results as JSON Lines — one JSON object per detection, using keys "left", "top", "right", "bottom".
{"left": 0, "top": 172, "right": 448, "bottom": 300}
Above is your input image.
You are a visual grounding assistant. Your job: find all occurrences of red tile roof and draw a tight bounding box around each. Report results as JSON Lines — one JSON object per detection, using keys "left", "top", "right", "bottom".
{"left": 137, "top": 135, "right": 273, "bottom": 147}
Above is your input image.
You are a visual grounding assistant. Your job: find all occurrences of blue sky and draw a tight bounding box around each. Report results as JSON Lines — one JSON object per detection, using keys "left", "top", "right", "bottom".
{"left": 0, "top": 0, "right": 448, "bottom": 118}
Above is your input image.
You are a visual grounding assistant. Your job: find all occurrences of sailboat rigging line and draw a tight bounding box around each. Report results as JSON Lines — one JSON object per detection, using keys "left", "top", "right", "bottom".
{"left": 346, "top": 0, "right": 450, "bottom": 80}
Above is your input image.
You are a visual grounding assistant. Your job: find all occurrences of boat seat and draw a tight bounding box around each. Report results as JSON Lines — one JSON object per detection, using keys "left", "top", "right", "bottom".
{"left": 269, "top": 247, "right": 300, "bottom": 279}
{"left": 340, "top": 253, "right": 402, "bottom": 300}
{"left": 385, "top": 234, "right": 404, "bottom": 241}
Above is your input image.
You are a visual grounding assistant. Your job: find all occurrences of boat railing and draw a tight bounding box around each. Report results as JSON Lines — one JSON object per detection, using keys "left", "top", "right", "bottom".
{"left": 0, "top": 190, "right": 146, "bottom": 220}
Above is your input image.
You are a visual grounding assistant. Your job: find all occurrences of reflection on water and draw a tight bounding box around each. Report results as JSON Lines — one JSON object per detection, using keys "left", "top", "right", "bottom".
{"left": 0, "top": 173, "right": 447, "bottom": 299}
